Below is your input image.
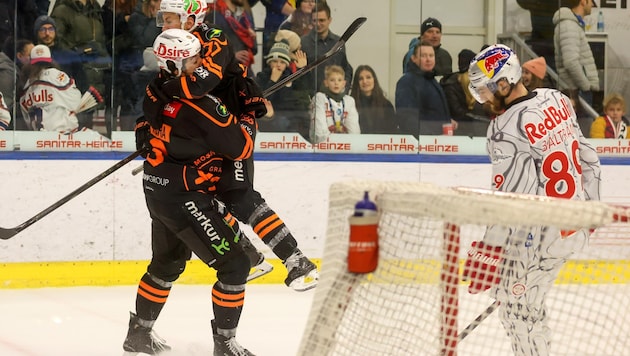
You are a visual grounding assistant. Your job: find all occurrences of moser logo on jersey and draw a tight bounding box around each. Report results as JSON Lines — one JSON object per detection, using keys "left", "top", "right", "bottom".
{"left": 20, "top": 89, "right": 54, "bottom": 110}
{"left": 524, "top": 98, "right": 572, "bottom": 144}
{"left": 155, "top": 43, "right": 191, "bottom": 60}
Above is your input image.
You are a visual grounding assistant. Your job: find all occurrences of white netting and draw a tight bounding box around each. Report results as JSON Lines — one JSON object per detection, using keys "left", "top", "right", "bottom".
{"left": 298, "top": 181, "right": 630, "bottom": 356}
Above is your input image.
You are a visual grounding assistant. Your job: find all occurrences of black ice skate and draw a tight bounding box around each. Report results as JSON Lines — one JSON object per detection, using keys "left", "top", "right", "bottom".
{"left": 284, "top": 249, "right": 319, "bottom": 292}
{"left": 122, "top": 312, "right": 171, "bottom": 355}
{"left": 212, "top": 320, "right": 255, "bottom": 356}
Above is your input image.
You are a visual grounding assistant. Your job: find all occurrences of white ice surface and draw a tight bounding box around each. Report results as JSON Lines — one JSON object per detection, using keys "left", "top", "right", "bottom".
{"left": 0, "top": 285, "right": 313, "bottom": 356}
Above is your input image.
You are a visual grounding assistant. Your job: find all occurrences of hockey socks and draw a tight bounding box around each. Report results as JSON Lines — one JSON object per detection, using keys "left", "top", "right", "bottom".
{"left": 249, "top": 203, "right": 297, "bottom": 260}
{"left": 212, "top": 281, "right": 245, "bottom": 332}
{"left": 135, "top": 273, "right": 172, "bottom": 322}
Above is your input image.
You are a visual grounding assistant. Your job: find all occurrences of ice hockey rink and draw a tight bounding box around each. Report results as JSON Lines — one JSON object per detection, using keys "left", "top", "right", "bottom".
{"left": 0, "top": 284, "right": 314, "bottom": 356}
{"left": 3, "top": 283, "right": 628, "bottom": 356}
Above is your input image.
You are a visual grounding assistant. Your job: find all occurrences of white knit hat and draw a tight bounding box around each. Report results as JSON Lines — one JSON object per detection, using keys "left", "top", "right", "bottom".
{"left": 30, "top": 44, "right": 52, "bottom": 64}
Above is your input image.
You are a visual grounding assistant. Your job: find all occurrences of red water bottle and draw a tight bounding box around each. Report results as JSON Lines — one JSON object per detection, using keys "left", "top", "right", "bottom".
{"left": 348, "top": 191, "right": 379, "bottom": 273}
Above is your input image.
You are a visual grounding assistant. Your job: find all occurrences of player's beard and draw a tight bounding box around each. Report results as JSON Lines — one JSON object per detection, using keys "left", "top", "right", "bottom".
{"left": 487, "top": 95, "right": 506, "bottom": 115}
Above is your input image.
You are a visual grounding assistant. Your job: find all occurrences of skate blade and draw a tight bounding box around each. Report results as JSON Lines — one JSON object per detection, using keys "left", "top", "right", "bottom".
{"left": 247, "top": 260, "right": 274, "bottom": 282}
{"left": 288, "top": 269, "right": 319, "bottom": 292}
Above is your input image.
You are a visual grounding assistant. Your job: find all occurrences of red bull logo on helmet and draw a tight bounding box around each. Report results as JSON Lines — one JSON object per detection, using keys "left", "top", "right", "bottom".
{"left": 477, "top": 47, "right": 510, "bottom": 79}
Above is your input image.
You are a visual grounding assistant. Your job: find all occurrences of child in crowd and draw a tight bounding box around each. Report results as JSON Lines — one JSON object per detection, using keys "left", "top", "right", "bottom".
{"left": 310, "top": 65, "right": 360, "bottom": 143}
{"left": 20, "top": 45, "right": 82, "bottom": 133}
{"left": 590, "top": 93, "right": 629, "bottom": 139}
{"left": 521, "top": 57, "right": 546, "bottom": 91}
{"left": 255, "top": 39, "right": 311, "bottom": 137}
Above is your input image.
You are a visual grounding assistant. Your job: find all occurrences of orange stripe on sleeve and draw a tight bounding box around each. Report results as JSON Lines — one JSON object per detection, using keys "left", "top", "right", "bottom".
{"left": 180, "top": 77, "right": 192, "bottom": 99}
{"left": 180, "top": 99, "right": 232, "bottom": 127}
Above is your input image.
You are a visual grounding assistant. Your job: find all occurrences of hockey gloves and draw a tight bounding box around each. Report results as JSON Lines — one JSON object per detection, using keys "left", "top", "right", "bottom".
{"left": 462, "top": 241, "right": 504, "bottom": 294}
{"left": 143, "top": 73, "right": 170, "bottom": 127}
{"left": 134, "top": 116, "right": 151, "bottom": 158}
{"left": 239, "top": 76, "right": 267, "bottom": 119}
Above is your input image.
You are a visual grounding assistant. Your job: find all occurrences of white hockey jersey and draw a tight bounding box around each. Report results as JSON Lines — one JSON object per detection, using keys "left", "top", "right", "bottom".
{"left": 20, "top": 67, "right": 82, "bottom": 132}
{"left": 310, "top": 92, "right": 360, "bottom": 143}
{"left": 483, "top": 88, "right": 601, "bottom": 245}
{"left": 0, "top": 93, "right": 11, "bottom": 130}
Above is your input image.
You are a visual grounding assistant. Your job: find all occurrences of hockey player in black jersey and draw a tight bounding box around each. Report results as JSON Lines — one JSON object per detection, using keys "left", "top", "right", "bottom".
{"left": 145, "top": 0, "right": 318, "bottom": 291}
{"left": 123, "top": 29, "right": 256, "bottom": 356}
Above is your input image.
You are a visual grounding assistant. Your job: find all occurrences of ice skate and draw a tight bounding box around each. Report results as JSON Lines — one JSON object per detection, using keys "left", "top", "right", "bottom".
{"left": 122, "top": 312, "right": 171, "bottom": 355}
{"left": 284, "top": 249, "right": 319, "bottom": 292}
{"left": 241, "top": 235, "right": 274, "bottom": 282}
{"left": 212, "top": 320, "right": 255, "bottom": 356}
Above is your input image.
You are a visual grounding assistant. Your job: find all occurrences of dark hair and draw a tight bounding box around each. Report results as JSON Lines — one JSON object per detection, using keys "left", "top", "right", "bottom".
{"left": 351, "top": 65, "right": 389, "bottom": 112}
{"left": 2, "top": 38, "right": 33, "bottom": 61}
{"left": 560, "top": 0, "right": 581, "bottom": 8}
{"left": 314, "top": 1, "right": 331, "bottom": 18}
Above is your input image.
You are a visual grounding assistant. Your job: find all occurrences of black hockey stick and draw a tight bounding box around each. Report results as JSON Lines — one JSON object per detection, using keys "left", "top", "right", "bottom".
{"left": 131, "top": 17, "right": 367, "bottom": 177}
{"left": 263, "top": 16, "right": 367, "bottom": 97}
{"left": 0, "top": 149, "right": 147, "bottom": 240}
{"left": 458, "top": 300, "right": 500, "bottom": 341}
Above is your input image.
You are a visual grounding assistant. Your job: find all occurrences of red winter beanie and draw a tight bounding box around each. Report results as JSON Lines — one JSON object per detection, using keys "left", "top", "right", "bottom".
{"left": 522, "top": 57, "right": 547, "bottom": 80}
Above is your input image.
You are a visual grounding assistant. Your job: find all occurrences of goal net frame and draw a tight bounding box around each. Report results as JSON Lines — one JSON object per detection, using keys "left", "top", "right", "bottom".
{"left": 298, "top": 181, "right": 628, "bottom": 356}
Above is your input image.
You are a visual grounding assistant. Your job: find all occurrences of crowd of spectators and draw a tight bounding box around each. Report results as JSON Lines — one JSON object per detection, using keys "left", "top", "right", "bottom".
{"left": 0, "top": 0, "right": 623, "bottom": 141}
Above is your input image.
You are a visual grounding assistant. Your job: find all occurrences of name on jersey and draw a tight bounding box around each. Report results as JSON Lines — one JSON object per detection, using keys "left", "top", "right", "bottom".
{"left": 524, "top": 98, "right": 572, "bottom": 144}
{"left": 21, "top": 89, "right": 53, "bottom": 109}
{"left": 155, "top": 43, "right": 192, "bottom": 60}
{"left": 150, "top": 124, "right": 172, "bottom": 143}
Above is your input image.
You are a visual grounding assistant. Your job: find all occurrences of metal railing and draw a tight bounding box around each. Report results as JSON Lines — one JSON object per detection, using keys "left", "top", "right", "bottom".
{"left": 497, "top": 32, "right": 599, "bottom": 119}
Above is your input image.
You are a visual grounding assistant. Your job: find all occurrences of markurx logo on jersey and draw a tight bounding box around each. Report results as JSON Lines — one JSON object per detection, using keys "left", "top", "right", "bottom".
{"left": 524, "top": 97, "right": 573, "bottom": 144}
{"left": 155, "top": 43, "right": 191, "bottom": 60}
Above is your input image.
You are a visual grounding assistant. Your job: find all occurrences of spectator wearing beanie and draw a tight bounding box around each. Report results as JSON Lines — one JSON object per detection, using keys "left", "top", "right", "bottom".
{"left": 403, "top": 17, "right": 453, "bottom": 76}
{"left": 255, "top": 39, "right": 311, "bottom": 137}
{"left": 522, "top": 57, "right": 547, "bottom": 91}
{"left": 274, "top": 29, "right": 310, "bottom": 76}
{"left": 32, "top": 15, "right": 89, "bottom": 95}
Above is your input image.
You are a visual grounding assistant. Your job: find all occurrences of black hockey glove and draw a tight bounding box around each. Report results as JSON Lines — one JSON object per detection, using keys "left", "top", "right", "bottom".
{"left": 239, "top": 76, "right": 267, "bottom": 119}
{"left": 134, "top": 116, "right": 151, "bottom": 158}
{"left": 143, "top": 73, "right": 170, "bottom": 128}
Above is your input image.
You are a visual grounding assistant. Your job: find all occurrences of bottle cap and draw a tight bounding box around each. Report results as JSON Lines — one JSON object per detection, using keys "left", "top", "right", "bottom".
{"left": 354, "top": 191, "right": 377, "bottom": 216}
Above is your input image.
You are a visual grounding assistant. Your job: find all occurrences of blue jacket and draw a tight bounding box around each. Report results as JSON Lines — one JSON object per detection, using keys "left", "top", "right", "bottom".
{"left": 395, "top": 61, "right": 451, "bottom": 136}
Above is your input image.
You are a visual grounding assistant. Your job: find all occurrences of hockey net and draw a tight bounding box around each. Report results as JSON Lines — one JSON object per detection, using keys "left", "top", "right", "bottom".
{"left": 298, "top": 181, "right": 630, "bottom": 355}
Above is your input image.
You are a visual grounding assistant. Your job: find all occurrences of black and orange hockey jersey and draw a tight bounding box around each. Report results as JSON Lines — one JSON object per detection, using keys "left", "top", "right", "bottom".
{"left": 142, "top": 94, "right": 256, "bottom": 201}
{"left": 160, "top": 23, "right": 266, "bottom": 118}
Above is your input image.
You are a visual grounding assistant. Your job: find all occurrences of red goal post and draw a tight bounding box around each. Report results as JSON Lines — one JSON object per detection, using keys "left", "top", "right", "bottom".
{"left": 298, "top": 181, "right": 630, "bottom": 355}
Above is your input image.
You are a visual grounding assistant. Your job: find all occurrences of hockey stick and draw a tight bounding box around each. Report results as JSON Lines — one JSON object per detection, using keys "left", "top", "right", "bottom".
{"left": 0, "top": 149, "right": 147, "bottom": 240}
{"left": 458, "top": 300, "right": 500, "bottom": 341}
{"left": 263, "top": 16, "right": 367, "bottom": 97}
{"left": 131, "top": 16, "right": 368, "bottom": 176}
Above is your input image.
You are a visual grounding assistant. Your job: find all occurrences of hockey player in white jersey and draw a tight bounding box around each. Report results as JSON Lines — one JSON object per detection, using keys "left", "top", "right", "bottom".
{"left": 463, "top": 44, "right": 601, "bottom": 356}
{"left": 20, "top": 44, "right": 82, "bottom": 133}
